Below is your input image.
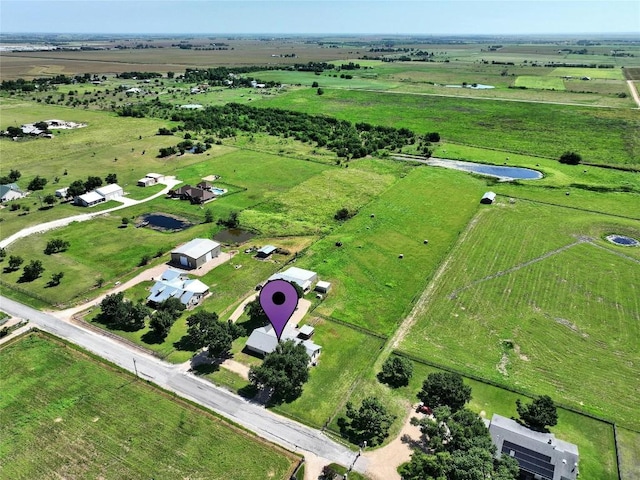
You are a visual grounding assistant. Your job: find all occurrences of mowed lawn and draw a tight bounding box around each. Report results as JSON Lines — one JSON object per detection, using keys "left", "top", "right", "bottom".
{"left": 295, "top": 166, "right": 486, "bottom": 336}
{"left": 400, "top": 201, "right": 640, "bottom": 429}
{"left": 260, "top": 88, "right": 640, "bottom": 166}
{"left": 0, "top": 334, "right": 297, "bottom": 480}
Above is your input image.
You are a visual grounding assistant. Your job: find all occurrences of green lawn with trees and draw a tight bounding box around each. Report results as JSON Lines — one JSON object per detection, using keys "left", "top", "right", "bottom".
{"left": 0, "top": 333, "right": 297, "bottom": 480}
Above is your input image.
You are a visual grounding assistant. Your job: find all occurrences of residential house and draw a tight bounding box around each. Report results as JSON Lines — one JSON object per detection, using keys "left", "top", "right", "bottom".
{"left": 147, "top": 269, "right": 209, "bottom": 308}
{"left": 0, "top": 183, "right": 26, "bottom": 202}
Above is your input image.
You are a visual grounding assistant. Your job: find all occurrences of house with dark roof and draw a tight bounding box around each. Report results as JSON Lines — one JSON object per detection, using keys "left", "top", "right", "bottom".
{"left": 169, "top": 184, "right": 215, "bottom": 204}
{"left": 0, "top": 183, "right": 26, "bottom": 202}
{"left": 170, "top": 238, "right": 221, "bottom": 269}
{"left": 488, "top": 414, "right": 579, "bottom": 480}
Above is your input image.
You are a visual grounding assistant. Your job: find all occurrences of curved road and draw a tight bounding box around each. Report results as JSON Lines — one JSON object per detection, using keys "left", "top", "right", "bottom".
{"left": 0, "top": 295, "right": 367, "bottom": 475}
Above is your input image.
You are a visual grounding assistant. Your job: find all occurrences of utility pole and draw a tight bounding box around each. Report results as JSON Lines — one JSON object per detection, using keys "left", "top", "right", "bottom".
{"left": 133, "top": 357, "right": 138, "bottom": 378}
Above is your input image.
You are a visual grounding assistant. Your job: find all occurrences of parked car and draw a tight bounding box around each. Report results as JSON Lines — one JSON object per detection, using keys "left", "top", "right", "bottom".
{"left": 416, "top": 402, "right": 432, "bottom": 415}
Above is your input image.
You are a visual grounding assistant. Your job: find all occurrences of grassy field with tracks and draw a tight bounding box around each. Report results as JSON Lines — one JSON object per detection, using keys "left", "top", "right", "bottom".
{"left": 0, "top": 333, "right": 297, "bottom": 479}
{"left": 259, "top": 88, "right": 640, "bottom": 166}
{"left": 399, "top": 201, "right": 640, "bottom": 430}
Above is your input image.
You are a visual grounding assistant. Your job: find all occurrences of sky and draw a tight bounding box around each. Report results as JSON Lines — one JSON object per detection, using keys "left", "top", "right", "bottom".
{"left": 1, "top": 1, "right": 638, "bottom": 36}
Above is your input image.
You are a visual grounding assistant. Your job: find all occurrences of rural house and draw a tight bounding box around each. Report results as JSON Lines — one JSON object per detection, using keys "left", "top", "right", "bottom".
{"left": 269, "top": 267, "right": 318, "bottom": 292}
{"left": 169, "top": 184, "right": 215, "bottom": 204}
{"left": 0, "top": 183, "right": 26, "bottom": 202}
{"left": 245, "top": 325, "right": 322, "bottom": 362}
{"left": 147, "top": 269, "right": 209, "bottom": 308}
{"left": 170, "top": 238, "right": 221, "bottom": 269}
{"left": 488, "top": 414, "right": 579, "bottom": 480}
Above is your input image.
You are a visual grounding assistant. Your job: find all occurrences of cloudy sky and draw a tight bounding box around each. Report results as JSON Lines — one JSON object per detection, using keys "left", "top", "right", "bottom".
{"left": 1, "top": 1, "right": 638, "bottom": 35}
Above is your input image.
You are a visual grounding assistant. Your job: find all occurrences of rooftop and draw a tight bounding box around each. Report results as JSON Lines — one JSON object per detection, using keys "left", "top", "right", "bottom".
{"left": 172, "top": 238, "right": 220, "bottom": 259}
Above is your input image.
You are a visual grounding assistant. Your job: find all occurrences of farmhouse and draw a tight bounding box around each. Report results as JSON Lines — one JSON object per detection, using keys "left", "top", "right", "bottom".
{"left": 169, "top": 184, "right": 215, "bottom": 204}
{"left": 481, "top": 191, "right": 497, "bottom": 204}
{"left": 245, "top": 325, "right": 322, "bottom": 361}
{"left": 147, "top": 269, "right": 209, "bottom": 308}
{"left": 269, "top": 267, "right": 318, "bottom": 292}
{"left": 170, "top": 238, "right": 221, "bottom": 269}
{"left": 95, "top": 183, "right": 124, "bottom": 201}
{"left": 76, "top": 191, "right": 105, "bottom": 207}
{"left": 256, "top": 245, "right": 277, "bottom": 259}
{"left": 488, "top": 414, "right": 579, "bottom": 480}
{"left": 0, "top": 183, "right": 26, "bottom": 202}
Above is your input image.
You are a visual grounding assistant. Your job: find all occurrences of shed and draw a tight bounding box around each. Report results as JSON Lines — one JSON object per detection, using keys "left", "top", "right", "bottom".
{"left": 95, "top": 183, "right": 123, "bottom": 201}
{"left": 256, "top": 245, "right": 277, "bottom": 258}
{"left": 55, "top": 187, "right": 69, "bottom": 198}
{"left": 269, "top": 266, "right": 318, "bottom": 292}
{"left": 171, "top": 238, "right": 221, "bottom": 269}
{"left": 298, "top": 325, "right": 315, "bottom": 339}
{"left": 137, "top": 177, "right": 155, "bottom": 187}
{"left": 76, "top": 191, "right": 105, "bottom": 207}
{"left": 315, "top": 281, "right": 331, "bottom": 294}
{"left": 146, "top": 173, "right": 165, "bottom": 182}
{"left": 481, "top": 191, "right": 497, "bottom": 204}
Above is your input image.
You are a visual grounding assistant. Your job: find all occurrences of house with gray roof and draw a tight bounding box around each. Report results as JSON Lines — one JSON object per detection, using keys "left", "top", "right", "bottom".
{"left": 147, "top": 269, "right": 209, "bottom": 308}
{"left": 245, "top": 325, "right": 321, "bottom": 362}
{"left": 0, "top": 183, "right": 25, "bottom": 202}
{"left": 170, "top": 238, "right": 221, "bottom": 269}
{"left": 269, "top": 266, "right": 318, "bottom": 292}
{"left": 488, "top": 414, "right": 579, "bottom": 480}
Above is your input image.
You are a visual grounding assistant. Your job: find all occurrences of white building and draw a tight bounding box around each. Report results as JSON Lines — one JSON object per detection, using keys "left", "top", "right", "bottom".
{"left": 269, "top": 267, "right": 318, "bottom": 292}
{"left": 95, "top": 183, "right": 123, "bottom": 201}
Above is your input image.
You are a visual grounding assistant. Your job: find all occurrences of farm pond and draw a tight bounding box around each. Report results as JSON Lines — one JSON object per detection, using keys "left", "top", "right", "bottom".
{"left": 398, "top": 157, "right": 543, "bottom": 180}
{"left": 606, "top": 235, "right": 639, "bottom": 246}
{"left": 140, "top": 213, "right": 194, "bottom": 232}
{"left": 214, "top": 228, "right": 255, "bottom": 244}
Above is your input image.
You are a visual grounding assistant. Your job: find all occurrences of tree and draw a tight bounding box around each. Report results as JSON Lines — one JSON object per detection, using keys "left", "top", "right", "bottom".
{"left": 249, "top": 340, "right": 310, "bottom": 402}
{"left": 67, "top": 179, "right": 86, "bottom": 197}
{"left": 204, "top": 208, "right": 214, "bottom": 223}
{"left": 245, "top": 299, "right": 269, "bottom": 326}
{"left": 98, "top": 293, "right": 149, "bottom": 331}
{"left": 157, "top": 296, "right": 186, "bottom": 320}
{"left": 317, "top": 88, "right": 324, "bottom": 95}
{"left": 22, "top": 259, "right": 44, "bottom": 281}
{"left": 44, "top": 238, "right": 70, "bottom": 254}
{"left": 149, "top": 310, "right": 175, "bottom": 339}
{"left": 84, "top": 175, "right": 103, "bottom": 191}
{"left": 186, "top": 311, "right": 244, "bottom": 358}
{"left": 8, "top": 255, "right": 23, "bottom": 271}
{"left": 516, "top": 395, "right": 558, "bottom": 432}
{"left": 49, "top": 271, "right": 64, "bottom": 286}
{"left": 105, "top": 173, "right": 118, "bottom": 184}
{"left": 378, "top": 356, "right": 413, "bottom": 387}
{"left": 418, "top": 372, "right": 471, "bottom": 412}
{"left": 399, "top": 451, "right": 451, "bottom": 480}
{"left": 559, "top": 151, "right": 582, "bottom": 165}
{"left": 27, "top": 175, "right": 47, "bottom": 191}
{"left": 167, "top": 71, "right": 175, "bottom": 79}
{"left": 0, "top": 248, "right": 6, "bottom": 261}
{"left": 338, "top": 396, "right": 396, "bottom": 446}
{"left": 334, "top": 207, "right": 354, "bottom": 221}
{"left": 121, "top": 217, "right": 130, "bottom": 227}
{"left": 8, "top": 169, "right": 21, "bottom": 182}
{"left": 312, "top": 81, "right": 319, "bottom": 88}
{"left": 43, "top": 194, "right": 56, "bottom": 207}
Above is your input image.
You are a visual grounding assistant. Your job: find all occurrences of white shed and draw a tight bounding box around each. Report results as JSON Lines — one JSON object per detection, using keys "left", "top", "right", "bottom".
{"left": 95, "top": 183, "right": 123, "bottom": 201}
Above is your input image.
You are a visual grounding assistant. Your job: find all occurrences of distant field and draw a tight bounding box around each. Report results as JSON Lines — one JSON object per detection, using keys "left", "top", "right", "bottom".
{"left": 399, "top": 201, "right": 640, "bottom": 430}
{"left": 0, "top": 333, "right": 297, "bottom": 479}
{"left": 296, "top": 166, "right": 486, "bottom": 336}
{"left": 550, "top": 67, "right": 625, "bottom": 80}
{"left": 617, "top": 427, "right": 640, "bottom": 480}
{"left": 514, "top": 75, "right": 565, "bottom": 90}
{"left": 260, "top": 88, "right": 640, "bottom": 166}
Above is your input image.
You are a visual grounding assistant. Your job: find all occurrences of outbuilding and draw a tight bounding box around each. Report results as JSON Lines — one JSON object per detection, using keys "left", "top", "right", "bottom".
{"left": 76, "top": 191, "right": 105, "bottom": 207}
{"left": 171, "top": 238, "right": 221, "bottom": 269}
{"left": 55, "top": 187, "right": 69, "bottom": 198}
{"left": 315, "top": 281, "right": 332, "bottom": 294}
{"left": 95, "top": 183, "right": 124, "bottom": 201}
{"left": 137, "top": 177, "right": 155, "bottom": 187}
{"left": 269, "top": 266, "right": 318, "bottom": 292}
{"left": 256, "top": 245, "right": 277, "bottom": 259}
{"left": 480, "top": 191, "right": 497, "bottom": 204}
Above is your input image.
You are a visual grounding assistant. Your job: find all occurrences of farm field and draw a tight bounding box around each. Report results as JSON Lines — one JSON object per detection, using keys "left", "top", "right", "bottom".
{"left": 0, "top": 333, "right": 297, "bottom": 480}
{"left": 333, "top": 358, "right": 618, "bottom": 479}
{"left": 514, "top": 75, "right": 566, "bottom": 90}
{"left": 259, "top": 88, "right": 640, "bottom": 166}
{"left": 399, "top": 200, "right": 640, "bottom": 430}
{"left": 295, "top": 166, "right": 487, "bottom": 336}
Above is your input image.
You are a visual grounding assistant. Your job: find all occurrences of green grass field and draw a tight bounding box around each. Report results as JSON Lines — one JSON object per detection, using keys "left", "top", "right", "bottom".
{"left": 295, "top": 166, "right": 487, "bottom": 336}
{"left": 551, "top": 67, "right": 625, "bottom": 80}
{"left": 259, "top": 88, "right": 640, "bottom": 166}
{"left": 399, "top": 201, "right": 640, "bottom": 430}
{"left": 617, "top": 427, "right": 640, "bottom": 480}
{"left": 514, "top": 76, "right": 566, "bottom": 90}
{"left": 0, "top": 333, "right": 297, "bottom": 479}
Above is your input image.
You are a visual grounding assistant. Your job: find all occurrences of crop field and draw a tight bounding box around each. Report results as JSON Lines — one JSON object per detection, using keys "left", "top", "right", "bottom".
{"left": 295, "top": 166, "right": 487, "bottom": 336}
{"left": 399, "top": 201, "right": 640, "bottom": 430}
{"left": 514, "top": 75, "right": 566, "bottom": 90}
{"left": 550, "top": 67, "right": 625, "bottom": 80}
{"left": 0, "top": 333, "right": 297, "bottom": 479}
{"left": 260, "top": 88, "right": 640, "bottom": 166}
{"left": 332, "top": 358, "right": 617, "bottom": 479}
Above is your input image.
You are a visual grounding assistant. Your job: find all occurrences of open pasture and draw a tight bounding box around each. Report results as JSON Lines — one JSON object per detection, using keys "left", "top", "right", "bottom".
{"left": 550, "top": 66, "right": 625, "bottom": 80}
{"left": 514, "top": 75, "right": 566, "bottom": 90}
{"left": 295, "top": 166, "right": 486, "bottom": 336}
{"left": 0, "top": 333, "right": 297, "bottom": 479}
{"left": 260, "top": 88, "right": 640, "bottom": 166}
{"left": 399, "top": 201, "right": 640, "bottom": 430}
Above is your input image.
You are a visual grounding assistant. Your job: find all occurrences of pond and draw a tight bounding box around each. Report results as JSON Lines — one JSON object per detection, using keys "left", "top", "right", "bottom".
{"left": 141, "top": 213, "right": 193, "bottom": 232}
{"left": 425, "top": 158, "right": 542, "bottom": 180}
{"left": 606, "top": 234, "right": 639, "bottom": 247}
{"left": 214, "top": 228, "right": 255, "bottom": 244}
{"left": 445, "top": 83, "right": 495, "bottom": 89}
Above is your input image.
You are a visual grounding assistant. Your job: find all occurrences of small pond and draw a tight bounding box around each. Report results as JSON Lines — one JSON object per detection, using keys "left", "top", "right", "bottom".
{"left": 427, "top": 158, "right": 542, "bottom": 180}
{"left": 606, "top": 234, "right": 639, "bottom": 247}
{"left": 445, "top": 83, "right": 495, "bottom": 89}
{"left": 141, "top": 213, "right": 193, "bottom": 232}
{"left": 214, "top": 228, "right": 255, "bottom": 244}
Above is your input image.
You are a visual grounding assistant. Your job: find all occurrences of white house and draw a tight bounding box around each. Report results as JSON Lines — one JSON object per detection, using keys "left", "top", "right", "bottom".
{"left": 0, "top": 183, "right": 26, "bottom": 202}
{"left": 76, "top": 191, "right": 105, "bottom": 207}
{"left": 147, "top": 269, "right": 209, "bottom": 308}
{"left": 269, "top": 267, "right": 318, "bottom": 292}
{"left": 245, "top": 324, "right": 322, "bottom": 362}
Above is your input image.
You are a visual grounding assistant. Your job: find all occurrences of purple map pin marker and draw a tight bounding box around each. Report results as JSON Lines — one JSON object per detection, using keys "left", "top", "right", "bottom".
{"left": 259, "top": 279, "right": 299, "bottom": 342}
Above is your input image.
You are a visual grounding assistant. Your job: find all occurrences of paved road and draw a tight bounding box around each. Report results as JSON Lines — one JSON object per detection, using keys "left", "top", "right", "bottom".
{"left": 0, "top": 178, "right": 182, "bottom": 249}
{"left": 0, "top": 295, "right": 367, "bottom": 474}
